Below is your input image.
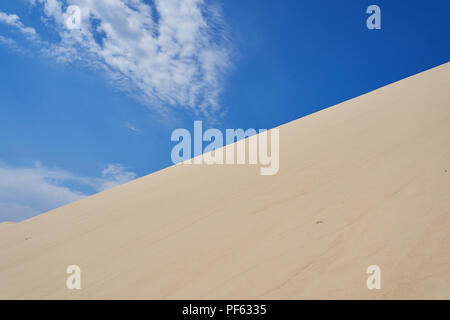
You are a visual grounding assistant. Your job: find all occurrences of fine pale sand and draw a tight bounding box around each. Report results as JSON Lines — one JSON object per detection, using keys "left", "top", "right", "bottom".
{"left": 0, "top": 63, "right": 449, "bottom": 299}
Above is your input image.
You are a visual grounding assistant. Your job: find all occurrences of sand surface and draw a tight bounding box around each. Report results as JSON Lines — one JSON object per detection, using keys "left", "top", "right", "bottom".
{"left": 0, "top": 63, "right": 449, "bottom": 299}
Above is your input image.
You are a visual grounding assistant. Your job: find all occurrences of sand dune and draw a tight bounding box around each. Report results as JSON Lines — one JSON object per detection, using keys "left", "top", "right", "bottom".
{"left": 0, "top": 63, "right": 449, "bottom": 299}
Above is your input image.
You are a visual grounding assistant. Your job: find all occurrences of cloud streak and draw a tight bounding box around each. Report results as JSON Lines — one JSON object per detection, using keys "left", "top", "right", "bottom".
{"left": 125, "top": 121, "right": 140, "bottom": 132}
{"left": 0, "top": 0, "right": 231, "bottom": 119}
{"left": 0, "top": 12, "right": 37, "bottom": 36}
{"left": 0, "top": 162, "right": 136, "bottom": 222}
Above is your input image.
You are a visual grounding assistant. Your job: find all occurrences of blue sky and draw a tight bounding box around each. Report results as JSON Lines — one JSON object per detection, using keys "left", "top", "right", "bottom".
{"left": 0, "top": 0, "right": 449, "bottom": 221}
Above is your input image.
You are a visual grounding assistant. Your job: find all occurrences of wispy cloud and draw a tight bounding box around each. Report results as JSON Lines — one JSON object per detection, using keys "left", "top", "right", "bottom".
{"left": 0, "top": 0, "right": 231, "bottom": 120}
{"left": 95, "top": 163, "right": 137, "bottom": 192}
{"left": 125, "top": 121, "right": 140, "bottom": 133}
{"left": 0, "top": 162, "right": 136, "bottom": 222}
{"left": 0, "top": 12, "right": 37, "bottom": 36}
{"left": 0, "top": 35, "right": 23, "bottom": 53}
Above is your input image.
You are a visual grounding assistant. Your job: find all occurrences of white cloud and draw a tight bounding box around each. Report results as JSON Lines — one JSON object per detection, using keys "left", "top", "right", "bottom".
{"left": 96, "top": 163, "right": 137, "bottom": 192}
{"left": 0, "top": 12, "right": 37, "bottom": 36}
{"left": 125, "top": 121, "right": 140, "bottom": 132}
{"left": 0, "top": 35, "right": 23, "bottom": 53}
{"left": 0, "top": 162, "right": 136, "bottom": 222}
{"left": 1, "top": 0, "right": 231, "bottom": 119}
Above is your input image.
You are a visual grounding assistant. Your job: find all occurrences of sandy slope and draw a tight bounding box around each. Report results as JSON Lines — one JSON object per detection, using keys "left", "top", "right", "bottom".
{"left": 0, "top": 63, "right": 449, "bottom": 299}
